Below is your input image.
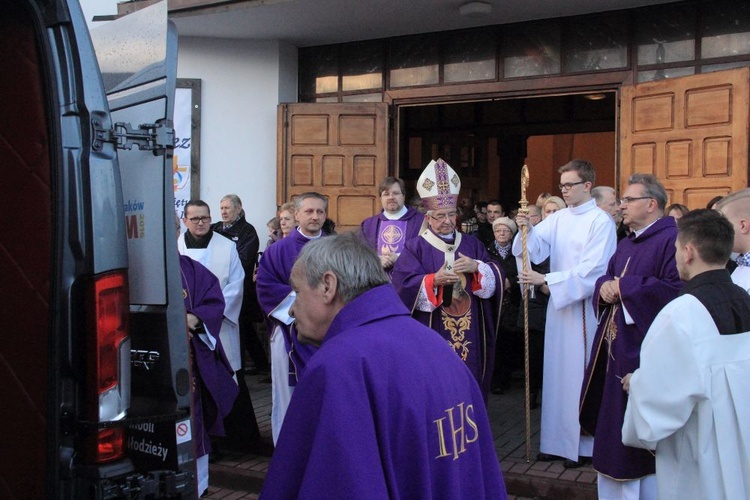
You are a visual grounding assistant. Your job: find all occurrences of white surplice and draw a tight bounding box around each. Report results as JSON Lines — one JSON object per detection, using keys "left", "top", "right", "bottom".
{"left": 731, "top": 265, "right": 750, "bottom": 293}
{"left": 622, "top": 294, "right": 750, "bottom": 500}
{"left": 512, "top": 198, "right": 616, "bottom": 460}
{"left": 178, "top": 232, "right": 245, "bottom": 371}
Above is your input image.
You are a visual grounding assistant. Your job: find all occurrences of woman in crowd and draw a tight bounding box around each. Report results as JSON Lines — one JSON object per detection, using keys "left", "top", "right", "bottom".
{"left": 666, "top": 203, "right": 689, "bottom": 220}
{"left": 543, "top": 196, "right": 566, "bottom": 217}
{"left": 278, "top": 202, "right": 296, "bottom": 238}
{"left": 489, "top": 217, "right": 521, "bottom": 395}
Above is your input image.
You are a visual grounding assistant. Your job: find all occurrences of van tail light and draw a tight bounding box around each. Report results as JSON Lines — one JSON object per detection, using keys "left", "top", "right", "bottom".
{"left": 85, "top": 271, "right": 131, "bottom": 464}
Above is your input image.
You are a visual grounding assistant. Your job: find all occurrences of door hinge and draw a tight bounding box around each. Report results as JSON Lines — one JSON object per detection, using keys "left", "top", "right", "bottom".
{"left": 93, "top": 118, "right": 174, "bottom": 154}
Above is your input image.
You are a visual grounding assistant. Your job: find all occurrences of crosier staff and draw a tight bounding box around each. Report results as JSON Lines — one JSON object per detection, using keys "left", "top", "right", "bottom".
{"left": 518, "top": 164, "right": 532, "bottom": 462}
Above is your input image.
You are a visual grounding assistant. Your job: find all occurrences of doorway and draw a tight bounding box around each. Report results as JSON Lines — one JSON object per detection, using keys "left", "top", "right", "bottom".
{"left": 397, "top": 92, "right": 617, "bottom": 211}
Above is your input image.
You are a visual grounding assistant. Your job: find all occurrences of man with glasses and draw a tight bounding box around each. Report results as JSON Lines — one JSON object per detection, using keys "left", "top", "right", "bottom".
{"left": 580, "top": 174, "right": 681, "bottom": 499}
{"left": 178, "top": 200, "right": 260, "bottom": 453}
{"left": 514, "top": 159, "right": 617, "bottom": 467}
{"left": 393, "top": 159, "right": 503, "bottom": 402}
{"left": 361, "top": 177, "right": 422, "bottom": 276}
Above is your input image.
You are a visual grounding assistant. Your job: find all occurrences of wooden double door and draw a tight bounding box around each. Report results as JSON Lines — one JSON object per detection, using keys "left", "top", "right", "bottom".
{"left": 278, "top": 67, "right": 750, "bottom": 228}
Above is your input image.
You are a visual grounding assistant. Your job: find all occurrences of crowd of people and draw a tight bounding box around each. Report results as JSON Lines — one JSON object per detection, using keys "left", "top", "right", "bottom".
{"left": 177, "top": 158, "right": 750, "bottom": 499}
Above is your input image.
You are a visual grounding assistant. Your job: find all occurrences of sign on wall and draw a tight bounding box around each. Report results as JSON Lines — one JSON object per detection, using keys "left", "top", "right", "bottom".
{"left": 174, "top": 79, "right": 201, "bottom": 224}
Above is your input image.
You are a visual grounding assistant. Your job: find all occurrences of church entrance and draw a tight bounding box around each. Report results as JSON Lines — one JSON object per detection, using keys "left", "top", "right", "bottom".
{"left": 395, "top": 92, "right": 617, "bottom": 213}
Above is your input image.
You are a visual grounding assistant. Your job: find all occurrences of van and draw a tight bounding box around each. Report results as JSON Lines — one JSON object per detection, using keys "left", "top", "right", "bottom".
{"left": 0, "top": 0, "right": 196, "bottom": 497}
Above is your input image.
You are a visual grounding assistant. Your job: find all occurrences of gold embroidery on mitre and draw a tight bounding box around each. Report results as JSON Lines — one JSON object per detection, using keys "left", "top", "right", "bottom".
{"left": 441, "top": 308, "right": 472, "bottom": 361}
{"left": 422, "top": 177, "right": 435, "bottom": 191}
{"left": 451, "top": 174, "right": 460, "bottom": 187}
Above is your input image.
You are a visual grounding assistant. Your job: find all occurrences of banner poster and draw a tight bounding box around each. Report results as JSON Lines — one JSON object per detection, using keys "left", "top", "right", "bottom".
{"left": 173, "top": 86, "right": 193, "bottom": 226}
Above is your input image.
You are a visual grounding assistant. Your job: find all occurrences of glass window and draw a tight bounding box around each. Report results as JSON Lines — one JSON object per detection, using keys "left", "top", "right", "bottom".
{"left": 637, "top": 66, "right": 695, "bottom": 83}
{"left": 636, "top": 4, "right": 695, "bottom": 65}
{"left": 341, "top": 93, "right": 383, "bottom": 102}
{"left": 702, "top": 61, "right": 750, "bottom": 73}
{"left": 299, "top": 47, "right": 339, "bottom": 96}
{"left": 701, "top": 3, "right": 750, "bottom": 59}
{"left": 564, "top": 13, "right": 629, "bottom": 72}
{"left": 444, "top": 29, "right": 497, "bottom": 83}
{"left": 342, "top": 41, "right": 383, "bottom": 92}
{"left": 501, "top": 22, "right": 561, "bottom": 78}
{"left": 315, "top": 96, "right": 339, "bottom": 103}
{"left": 389, "top": 35, "right": 439, "bottom": 87}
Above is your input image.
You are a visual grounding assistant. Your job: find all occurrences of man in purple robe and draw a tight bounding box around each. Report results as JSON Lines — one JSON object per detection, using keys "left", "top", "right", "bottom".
{"left": 579, "top": 174, "right": 682, "bottom": 498}
{"left": 392, "top": 159, "right": 503, "bottom": 402}
{"left": 361, "top": 176, "right": 422, "bottom": 276}
{"left": 179, "top": 255, "right": 238, "bottom": 496}
{"left": 256, "top": 192, "right": 326, "bottom": 444}
{"left": 261, "top": 233, "right": 507, "bottom": 499}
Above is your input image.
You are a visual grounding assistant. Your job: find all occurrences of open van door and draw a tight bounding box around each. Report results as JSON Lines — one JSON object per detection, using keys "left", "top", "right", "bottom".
{"left": 0, "top": 0, "right": 194, "bottom": 497}
{"left": 619, "top": 67, "right": 749, "bottom": 206}
{"left": 89, "top": 0, "right": 196, "bottom": 494}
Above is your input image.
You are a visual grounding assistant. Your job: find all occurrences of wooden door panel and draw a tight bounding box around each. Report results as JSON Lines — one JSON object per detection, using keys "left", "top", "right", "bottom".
{"left": 278, "top": 103, "right": 389, "bottom": 232}
{"left": 620, "top": 68, "right": 749, "bottom": 209}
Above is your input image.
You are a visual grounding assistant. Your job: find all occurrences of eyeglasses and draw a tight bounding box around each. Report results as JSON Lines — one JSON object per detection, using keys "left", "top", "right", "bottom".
{"left": 619, "top": 197, "right": 652, "bottom": 205}
{"left": 428, "top": 211, "right": 458, "bottom": 222}
{"left": 559, "top": 181, "right": 586, "bottom": 191}
{"left": 188, "top": 216, "right": 211, "bottom": 224}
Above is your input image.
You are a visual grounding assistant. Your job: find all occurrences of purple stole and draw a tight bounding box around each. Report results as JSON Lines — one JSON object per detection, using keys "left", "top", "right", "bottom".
{"left": 256, "top": 229, "right": 321, "bottom": 385}
{"left": 392, "top": 231, "right": 503, "bottom": 402}
{"left": 580, "top": 216, "right": 682, "bottom": 480}
{"left": 377, "top": 220, "right": 408, "bottom": 255}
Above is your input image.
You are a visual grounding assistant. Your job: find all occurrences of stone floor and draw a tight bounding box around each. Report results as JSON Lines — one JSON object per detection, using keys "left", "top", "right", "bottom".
{"left": 208, "top": 372, "right": 597, "bottom": 499}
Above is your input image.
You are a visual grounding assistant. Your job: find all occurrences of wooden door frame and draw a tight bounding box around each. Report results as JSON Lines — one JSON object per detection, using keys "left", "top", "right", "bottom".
{"left": 385, "top": 71, "right": 631, "bottom": 191}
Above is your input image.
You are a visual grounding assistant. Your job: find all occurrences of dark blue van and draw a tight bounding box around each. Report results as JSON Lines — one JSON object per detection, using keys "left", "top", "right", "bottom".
{"left": 0, "top": 1, "right": 196, "bottom": 497}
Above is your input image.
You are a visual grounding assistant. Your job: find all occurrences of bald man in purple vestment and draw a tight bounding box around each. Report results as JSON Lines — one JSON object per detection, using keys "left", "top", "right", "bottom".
{"left": 261, "top": 233, "right": 507, "bottom": 499}
{"left": 580, "top": 174, "right": 682, "bottom": 498}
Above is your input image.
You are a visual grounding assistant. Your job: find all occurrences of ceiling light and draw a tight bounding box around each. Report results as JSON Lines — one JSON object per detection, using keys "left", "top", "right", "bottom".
{"left": 583, "top": 93, "right": 607, "bottom": 101}
{"left": 459, "top": 1, "right": 492, "bottom": 17}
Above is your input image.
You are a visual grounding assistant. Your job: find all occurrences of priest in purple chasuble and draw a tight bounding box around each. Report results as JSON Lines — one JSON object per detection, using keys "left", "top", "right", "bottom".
{"left": 579, "top": 174, "right": 682, "bottom": 497}
{"left": 392, "top": 159, "right": 503, "bottom": 402}
{"left": 256, "top": 192, "right": 327, "bottom": 444}
{"left": 260, "top": 233, "right": 507, "bottom": 500}
{"left": 360, "top": 176, "right": 423, "bottom": 277}
{"left": 179, "top": 255, "right": 238, "bottom": 495}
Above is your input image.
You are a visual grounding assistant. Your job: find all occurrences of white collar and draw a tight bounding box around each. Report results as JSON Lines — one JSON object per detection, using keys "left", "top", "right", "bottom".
{"left": 383, "top": 205, "right": 408, "bottom": 220}
{"left": 297, "top": 227, "right": 323, "bottom": 240}
{"left": 632, "top": 217, "right": 660, "bottom": 238}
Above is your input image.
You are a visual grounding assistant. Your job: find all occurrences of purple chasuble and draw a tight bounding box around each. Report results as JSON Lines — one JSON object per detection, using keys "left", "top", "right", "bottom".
{"left": 580, "top": 216, "right": 682, "bottom": 480}
{"left": 392, "top": 231, "right": 503, "bottom": 402}
{"left": 261, "top": 285, "right": 507, "bottom": 499}
{"left": 256, "top": 229, "right": 321, "bottom": 385}
{"left": 361, "top": 206, "right": 423, "bottom": 254}
{"left": 179, "top": 255, "right": 239, "bottom": 456}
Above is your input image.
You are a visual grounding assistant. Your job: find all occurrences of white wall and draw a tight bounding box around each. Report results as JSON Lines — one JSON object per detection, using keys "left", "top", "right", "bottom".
{"left": 177, "top": 37, "right": 298, "bottom": 235}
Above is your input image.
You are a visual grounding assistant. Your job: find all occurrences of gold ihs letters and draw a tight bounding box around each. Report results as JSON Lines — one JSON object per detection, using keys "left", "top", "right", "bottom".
{"left": 433, "top": 402, "right": 479, "bottom": 460}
